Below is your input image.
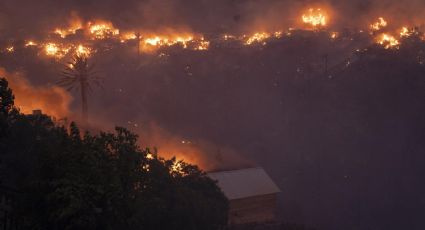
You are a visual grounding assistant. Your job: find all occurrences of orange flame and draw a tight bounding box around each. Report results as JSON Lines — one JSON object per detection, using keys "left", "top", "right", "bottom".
{"left": 88, "top": 21, "right": 119, "bottom": 39}
{"left": 75, "top": 44, "right": 92, "bottom": 57}
{"left": 377, "top": 33, "right": 399, "bottom": 49}
{"left": 302, "top": 8, "right": 327, "bottom": 27}
{"left": 245, "top": 32, "right": 271, "bottom": 45}
{"left": 370, "top": 17, "right": 387, "bottom": 31}
{"left": 54, "top": 16, "right": 83, "bottom": 38}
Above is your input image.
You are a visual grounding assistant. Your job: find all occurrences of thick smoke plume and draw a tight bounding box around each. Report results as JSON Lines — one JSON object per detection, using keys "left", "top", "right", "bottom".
{"left": 1, "top": 68, "right": 72, "bottom": 118}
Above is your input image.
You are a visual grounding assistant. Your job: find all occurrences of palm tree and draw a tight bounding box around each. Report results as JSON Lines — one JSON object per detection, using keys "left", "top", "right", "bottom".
{"left": 58, "top": 55, "right": 100, "bottom": 125}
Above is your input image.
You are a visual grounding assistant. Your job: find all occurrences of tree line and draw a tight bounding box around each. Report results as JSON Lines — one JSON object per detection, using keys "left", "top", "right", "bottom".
{"left": 0, "top": 77, "right": 228, "bottom": 230}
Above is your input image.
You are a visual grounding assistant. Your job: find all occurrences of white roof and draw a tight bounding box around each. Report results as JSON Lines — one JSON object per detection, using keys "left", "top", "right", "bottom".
{"left": 207, "top": 167, "right": 280, "bottom": 200}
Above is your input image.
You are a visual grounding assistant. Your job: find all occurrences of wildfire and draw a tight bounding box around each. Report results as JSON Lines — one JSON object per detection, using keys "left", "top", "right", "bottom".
{"left": 25, "top": 41, "right": 38, "bottom": 47}
{"left": 75, "top": 44, "right": 92, "bottom": 57}
{"left": 195, "top": 38, "right": 210, "bottom": 50}
{"left": 120, "top": 32, "right": 138, "bottom": 43}
{"left": 6, "top": 46, "right": 14, "bottom": 53}
{"left": 377, "top": 33, "right": 399, "bottom": 49}
{"left": 400, "top": 27, "right": 411, "bottom": 37}
{"left": 171, "top": 161, "right": 184, "bottom": 174}
{"left": 274, "top": 31, "right": 283, "bottom": 38}
{"left": 88, "top": 21, "right": 119, "bottom": 39}
{"left": 44, "top": 43, "right": 71, "bottom": 58}
{"left": 45, "top": 43, "right": 59, "bottom": 56}
{"left": 54, "top": 19, "right": 83, "bottom": 38}
{"left": 302, "top": 8, "right": 327, "bottom": 27}
{"left": 370, "top": 17, "right": 387, "bottom": 31}
{"left": 245, "top": 32, "right": 271, "bottom": 45}
{"left": 141, "top": 35, "right": 194, "bottom": 51}
{"left": 223, "top": 34, "right": 237, "bottom": 40}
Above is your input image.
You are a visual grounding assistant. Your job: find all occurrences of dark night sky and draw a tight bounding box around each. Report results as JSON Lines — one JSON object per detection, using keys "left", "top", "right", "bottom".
{"left": 2, "top": 1, "right": 425, "bottom": 229}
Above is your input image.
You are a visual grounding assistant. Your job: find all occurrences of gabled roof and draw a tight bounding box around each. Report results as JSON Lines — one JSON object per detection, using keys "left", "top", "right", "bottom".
{"left": 207, "top": 167, "right": 280, "bottom": 200}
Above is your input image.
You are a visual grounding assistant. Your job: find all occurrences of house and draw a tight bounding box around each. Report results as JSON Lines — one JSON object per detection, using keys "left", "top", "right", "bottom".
{"left": 208, "top": 167, "right": 280, "bottom": 225}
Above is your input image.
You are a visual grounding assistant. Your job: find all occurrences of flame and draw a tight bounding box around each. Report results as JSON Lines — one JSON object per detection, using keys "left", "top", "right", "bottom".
{"left": 25, "top": 41, "right": 38, "bottom": 47}
{"left": 302, "top": 8, "right": 327, "bottom": 27}
{"left": 223, "top": 34, "right": 237, "bottom": 40}
{"left": 120, "top": 32, "right": 138, "bottom": 42}
{"left": 75, "top": 44, "right": 92, "bottom": 57}
{"left": 141, "top": 35, "right": 194, "bottom": 52}
{"left": 330, "top": 32, "right": 338, "bottom": 39}
{"left": 88, "top": 21, "right": 119, "bottom": 39}
{"left": 377, "top": 33, "right": 399, "bottom": 49}
{"left": 195, "top": 38, "right": 210, "bottom": 50}
{"left": 45, "top": 43, "right": 60, "bottom": 56}
{"left": 274, "top": 31, "right": 283, "bottom": 38}
{"left": 245, "top": 32, "right": 271, "bottom": 45}
{"left": 54, "top": 18, "right": 83, "bottom": 38}
{"left": 400, "top": 27, "right": 411, "bottom": 37}
{"left": 6, "top": 46, "right": 14, "bottom": 53}
{"left": 171, "top": 161, "right": 184, "bottom": 174}
{"left": 44, "top": 43, "right": 71, "bottom": 58}
{"left": 370, "top": 17, "right": 387, "bottom": 31}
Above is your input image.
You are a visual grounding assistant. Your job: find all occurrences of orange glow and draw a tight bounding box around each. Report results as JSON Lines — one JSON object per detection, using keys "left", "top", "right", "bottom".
{"left": 274, "top": 31, "right": 283, "bottom": 38}
{"left": 54, "top": 18, "right": 83, "bottom": 38}
{"left": 141, "top": 35, "right": 194, "bottom": 52}
{"left": 223, "top": 34, "right": 237, "bottom": 40}
{"left": 6, "top": 46, "right": 14, "bottom": 53}
{"left": 377, "top": 33, "right": 399, "bottom": 49}
{"left": 171, "top": 161, "right": 184, "bottom": 174}
{"left": 120, "top": 32, "right": 138, "bottom": 42}
{"left": 195, "top": 38, "right": 210, "bottom": 50}
{"left": 75, "top": 44, "right": 92, "bottom": 57}
{"left": 245, "top": 32, "right": 271, "bottom": 45}
{"left": 44, "top": 43, "right": 71, "bottom": 58}
{"left": 302, "top": 8, "right": 327, "bottom": 27}
{"left": 400, "top": 27, "right": 411, "bottom": 37}
{"left": 45, "top": 43, "right": 60, "bottom": 56}
{"left": 2, "top": 69, "right": 72, "bottom": 119}
{"left": 25, "top": 41, "right": 38, "bottom": 47}
{"left": 88, "top": 21, "right": 119, "bottom": 39}
{"left": 370, "top": 17, "right": 387, "bottom": 31}
{"left": 146, "top": 153, "right": 154, "bottom": 160}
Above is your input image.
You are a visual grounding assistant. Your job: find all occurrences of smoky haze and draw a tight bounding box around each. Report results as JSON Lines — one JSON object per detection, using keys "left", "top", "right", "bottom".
{"left": 3, "top": 0, "right": 425, "bottom": 37}
{"left": 2, "top": 0, "right": 425, "bottom": 230}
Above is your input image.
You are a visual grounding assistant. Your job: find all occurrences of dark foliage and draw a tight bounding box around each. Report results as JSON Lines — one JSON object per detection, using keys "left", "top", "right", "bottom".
{"left": 0, "top": 79, "right": 228, "bottom": 230}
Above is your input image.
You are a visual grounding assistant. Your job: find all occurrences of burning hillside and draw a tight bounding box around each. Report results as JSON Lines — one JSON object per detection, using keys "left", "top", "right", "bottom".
{"left": 2, "top": 7, "right": 425, "bottom": 64}
{"left": 3, "top": 2, "right": 425, "bottom": 229}
{"left": 2, "top": 5, "right": 425, "bottom": 171}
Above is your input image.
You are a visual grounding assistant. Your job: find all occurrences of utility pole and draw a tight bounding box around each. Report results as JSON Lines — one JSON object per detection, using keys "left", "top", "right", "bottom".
{"left": 136, "top": 32, "right": 141, "bottom": 57}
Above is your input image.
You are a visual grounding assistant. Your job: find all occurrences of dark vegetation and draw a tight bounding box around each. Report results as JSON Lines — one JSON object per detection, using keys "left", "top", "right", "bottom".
{"left": 0, "top": 78, "right": 228, "bottom": 230}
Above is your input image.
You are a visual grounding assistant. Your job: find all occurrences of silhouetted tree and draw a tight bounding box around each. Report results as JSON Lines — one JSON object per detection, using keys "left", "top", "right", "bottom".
{"left": 58, "top": 55, "right": 100, "bottom": 124}
{"left": 1, "top": 78, "right": 228, "bottom": 230}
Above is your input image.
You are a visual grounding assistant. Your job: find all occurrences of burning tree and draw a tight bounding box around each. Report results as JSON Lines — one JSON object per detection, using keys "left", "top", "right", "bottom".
{"left": 58, "top": 55, "right": 100, "bottom": 124}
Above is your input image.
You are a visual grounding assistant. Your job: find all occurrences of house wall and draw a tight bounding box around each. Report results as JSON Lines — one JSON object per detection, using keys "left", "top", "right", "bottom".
{"left": 228, "top": 193, "right": 277, "bottom": 225}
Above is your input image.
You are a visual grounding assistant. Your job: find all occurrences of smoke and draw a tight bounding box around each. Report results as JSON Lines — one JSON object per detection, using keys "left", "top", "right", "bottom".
{"left": 3, "top": 0, "right": 425, "bottom": 38}
{"left": 1, "top": 0, "right": 425, "bottom": 39}
{"left": 137, "top": 122, "right": 254, "bottom": 171}
{"left": 0, "top": 68, "right": 72, "bottom": 118}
